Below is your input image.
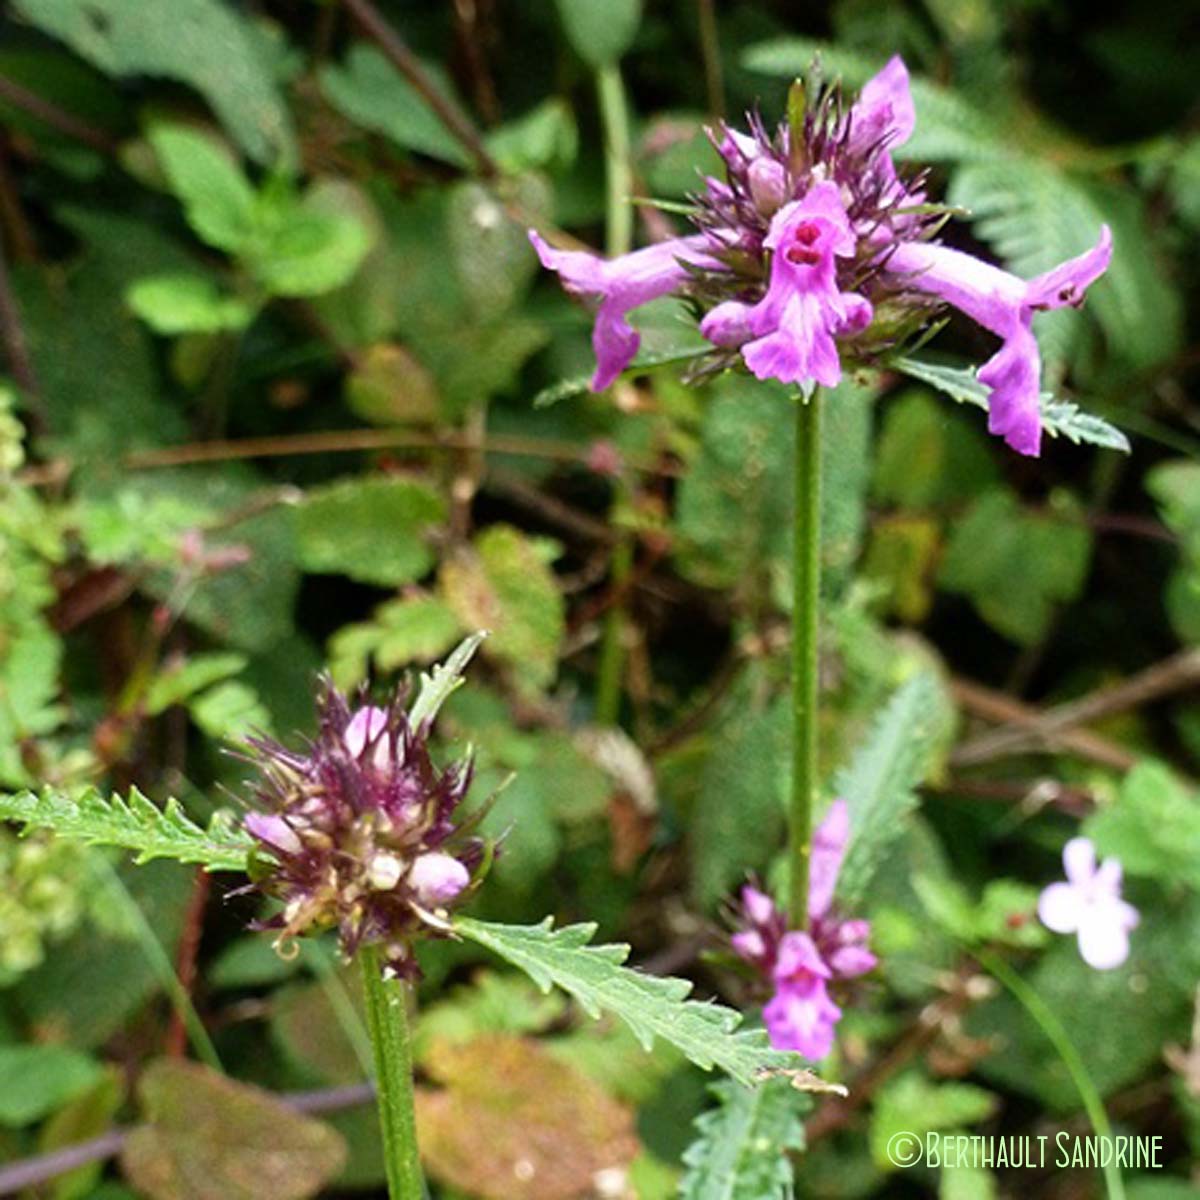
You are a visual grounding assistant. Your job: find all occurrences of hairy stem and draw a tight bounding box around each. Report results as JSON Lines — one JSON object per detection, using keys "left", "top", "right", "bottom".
{"left": 789, "top": 392, "right": 822, "bottom": 928}
{"left": 597, "top": 62, "right": 633, "bottom": 258}
{"left": 360, "top": 948, "right": 423, "bottom": 1200}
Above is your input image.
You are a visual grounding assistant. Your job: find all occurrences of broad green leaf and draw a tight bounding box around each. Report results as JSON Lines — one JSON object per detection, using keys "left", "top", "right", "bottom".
{"left": 296, "top": 477, "right": 446, "bottom": 587}
{"left": 250, "top": 194, "right": 371, "bottom": 298}
{"left": 319, "top": 45, "right": 471, "bottom": 168}
{"left": 13, "top": 0, "right": 295, "bottom": 164}
{"left": 870, "top": 1071, "right": 998, "bottom": 1170}
{"left": 835, "top": 671, "right": 950, "bottom": 909}
{"left": 146, "top": 123, "right": 257, "bottom": 253}
{"left": 121, "top": 1059, "right": 345, "bottom": 1200}
{"left": 679, "top": 1078, "right": 806, "bottom": 1200}
{"left": 440, "top": 525, "right": 564, "bottom": 692}
{"left": 0, "top": 788, "right": 253, "bottom": 872}
{"left": 446, "top": 179, "right": 541, "bottom": 316}
{"left": 893, "top": 357, "right": 1131, "bottom": 453}
{"left": 373, "top": 597, "right": 462, "bottom": 673}
{"left": 0, "top": 1045, "right": 104, "bottom": 1127}
{"left": 455, "top": 916, "right": 812, "bottom": 1087}
{"left": 486, "top": 99, "right": 578, "bottom": 174}
{"left": 126, "top": 273, "right": 255, "bottom": 334}
{"left": 938, "top": 488, "right": 1092, "bottom": 645}
{"left": 554, "top": 0, "right": 643, "bottom": 67}
{"left": 1085, "top": 761, "right": 1200, "bottom": 890}
{"left": 188, "top": 680, "right": 271, "bottom": 742}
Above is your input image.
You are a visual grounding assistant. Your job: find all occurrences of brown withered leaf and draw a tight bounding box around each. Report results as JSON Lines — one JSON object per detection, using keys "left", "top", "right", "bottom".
{"left": 120, "top": 1060, "right": 346, "bottom": 1200}
{"left": 416, "top": 1033, "right": 639, "bottom": 1200}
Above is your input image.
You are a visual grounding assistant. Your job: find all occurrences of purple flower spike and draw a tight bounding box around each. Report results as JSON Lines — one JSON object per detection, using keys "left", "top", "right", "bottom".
{"left": 241, "top": 678, "right": 486, "bottom": 979}
{"left": 530, "top": 54, "right": 1113, "bottom": 455}
{"left": 1038, "top": 837, "right": 1139, "bottom": 970}
{"left": 888, "top": 228, "right": 1112, "bottom": 455}
{"left": 731, "top": 800, "right": 875, "bottom": 1059}
{"left": 529, "top": 231, "right": 714, "bottom": 390}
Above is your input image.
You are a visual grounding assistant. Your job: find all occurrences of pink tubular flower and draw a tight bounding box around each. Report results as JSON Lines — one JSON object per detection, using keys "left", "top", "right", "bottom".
{"left": 530, "top": 54, "right": 1113, "bottom": 456}
{"left": 528, "top": 231, "right": 713, "bottom": 390}
{"left": 701, "top": 183, "right": 872, "bottom": 391}
{"left": 1038, "top": 837, "right": 1139, "bottom": 970}
{"left": 888, "top": 230, "right": 1112, "bottom": 455}
{"left": 732, "top": 800, "right": 875, "bottom": 1058}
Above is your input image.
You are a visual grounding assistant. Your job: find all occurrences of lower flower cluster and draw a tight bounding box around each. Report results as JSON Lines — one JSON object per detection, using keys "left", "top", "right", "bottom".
{"left": 732, "top": 801, "right": 875, "bottom": 1058}
{"left": 241, "top": 682, "right": 486, "bottom": 978}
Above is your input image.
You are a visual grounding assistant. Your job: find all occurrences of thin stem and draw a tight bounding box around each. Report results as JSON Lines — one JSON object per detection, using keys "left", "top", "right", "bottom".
{"left": 597, "top": 63, "right": 633, "bottom": 258}
{"left": 977, "top": 949, "right": 1126, "bottom": 1200}
{"left": 340, "top": 0, "right": 499, "bottom": 178}
{"left": 697, "top": 0, "right": 725, "bottom": 119}
{"left": 595, "top": 535, "right": 634, "bottom": 725}
{"left": 360, "top": 947, "right": 423, "bottom": 1200}
{"left": 789, "top": 392, "right": 822, "bottom": 929}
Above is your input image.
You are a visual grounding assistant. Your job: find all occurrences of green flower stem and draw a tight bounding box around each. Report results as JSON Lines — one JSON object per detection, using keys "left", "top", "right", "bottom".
{"left": 360, "top": 947, "right": 423, "bottom": 1200}
{"left": 596, "top": 61, "right": 633, "bottom": 257}
{"left": 596, "top": 533, "right": 634, "bottom": 725}
{"left": 789, "top": 392, "right": 822, "bottom": 929}
{"left": 977, "top": 949, "right": 1125, "bottom": 1200}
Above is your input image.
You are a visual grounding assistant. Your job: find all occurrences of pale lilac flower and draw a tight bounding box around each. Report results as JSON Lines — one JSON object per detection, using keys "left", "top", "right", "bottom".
{"left": 888, "top": 231, "right": 1112, "bottom": 455}
{"left": 528, "top": 232, "right": 714, "bottom": 390}
{"left": 732, "top": 800, "right": 875, "bottom": 1058}
{"left": 1038, "top": 837, "right": 1138, "bottom": 970}
{"left": 409, "top": 852, "right": 470, "bottom": 907}
{"left": 530, "top": 55, "right": 1112, "bottom": 456}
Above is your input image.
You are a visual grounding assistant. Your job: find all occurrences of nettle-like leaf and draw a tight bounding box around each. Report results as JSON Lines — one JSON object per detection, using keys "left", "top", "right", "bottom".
{"left": 893, "top": 357, "right": 1130, "bottom": 453}
{"left": 0, "top": 789, "right": 253, "bottom": 872}
{"left": 679, "top": 1078, "right": 807, "bottom": 1200}
{"left": 835, "top": 671, "right": 951, "bottom": 909}
{"left": 454, "top": 917, "right": 811, "bottom": 1088}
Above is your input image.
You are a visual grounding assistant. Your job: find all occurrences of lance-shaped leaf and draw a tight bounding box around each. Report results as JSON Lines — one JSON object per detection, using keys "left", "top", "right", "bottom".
{"left": 893, "top": 356, "right": 1131, "bottom": 453}
{"left": 680, "top": 1078, "right": 808, "bottom": 1200}
{"left": 0, "top": 788, "right": 253, "bottom": 872}
{"left": 454, "top": 916, "right": 812, "bottom": 1088}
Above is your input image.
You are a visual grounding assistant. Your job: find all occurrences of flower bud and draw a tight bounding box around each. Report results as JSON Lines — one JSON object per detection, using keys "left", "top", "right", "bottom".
{"left": 409, "top": 852, "right": 470, "bottom": 907}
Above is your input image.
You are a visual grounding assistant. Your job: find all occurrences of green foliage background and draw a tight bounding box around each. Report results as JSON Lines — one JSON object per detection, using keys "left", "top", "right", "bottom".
{"left": 0, "top": 0, "right": 1198, "bottom": 1197}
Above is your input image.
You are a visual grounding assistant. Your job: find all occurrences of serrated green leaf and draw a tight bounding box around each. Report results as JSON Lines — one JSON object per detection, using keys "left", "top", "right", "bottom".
{"left": 870, "top": 1071, "right": 998, "bottom": 1170}
{"left": 893, "top": 357, "right": 1131, "bottom": 453}
{"left": 454, "top": 916, "right": 809, "bottom": 1087}
{"left": 835, "top": 672, "right": 950, "bottom": 909}
{"left": 0, "top": 788, "right": 253, "bottom": 872}
{"left": 14, "top": 0, "right": 295, "bottom": 165}
{"left": 679, "top": 1078, "right": 806, "bottom": 1200}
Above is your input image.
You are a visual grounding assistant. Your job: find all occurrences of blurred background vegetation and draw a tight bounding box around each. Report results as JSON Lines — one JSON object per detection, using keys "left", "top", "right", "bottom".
{"left": 0, "top": 1, "right": 1197, "bottom": 1197}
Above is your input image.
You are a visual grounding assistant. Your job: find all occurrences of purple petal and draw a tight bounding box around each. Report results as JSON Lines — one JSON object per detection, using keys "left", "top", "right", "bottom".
{"left": 741, "top": 884, "right": 779, "bottom": 927}
{"left": 530, "top": 230, "right": 712, "bottom": 391}
{"left": 345, "top": 706, "right": 389, "bottom": 759}
{"left": 808, "top": 800, "right": 850, "bottom": 920}
{"left": 731, "top": 929, "right": 766, "bottom": 963}
{"left": 850, "top": 55, "right": 915, "bottom": 154}
{"left": 245, "top": 812, "right": 302, "bottom": 856}
{"left": 1077, "top": 905, "right": 1131, "bottom": 970}
{"left": 977, "top": 324, "right": 1042, "bottom": 456}
{"left": 1025, "top": 228, "right": 1113, "bottom": 312}
{"left": 700, "top": 300, "right": 754, "bottom": 348}
{"left": 827, "top": 943, "right": 877, "bottom": 978}
{"left": 1037, "top": 881, "right": 1083, "bottom": 934}
{"left": 1062, "top": 837, "right": 1097, "bottom": 886}
{"left": 409, "top": 852, "right": 469, "bottom": 906}
{"left": 774, "top": 930, "right": 832, "bottom": 984}
{"left": 763, "top": 980, "right": 842, "bottom": 1059}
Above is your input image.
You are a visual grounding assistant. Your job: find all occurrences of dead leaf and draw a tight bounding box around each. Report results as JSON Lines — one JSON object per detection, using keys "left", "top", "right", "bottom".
{"left": 416, "top": 1034, "right": 639, "bottom": 1199}
{"left": 121, "top": 1060, "right": 346, "bottom": 1200}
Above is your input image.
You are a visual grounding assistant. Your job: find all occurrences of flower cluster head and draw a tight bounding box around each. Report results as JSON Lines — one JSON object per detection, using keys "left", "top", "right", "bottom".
{"left": 732, "top": 801, "right": 875, "bottom": 1059}
{"left": 1038, "top": 837, "right": 1138, "bottom": 971}
{"left": 241, "top": 681, "right": 485, "bottom": 979}
{"left": 531, "top": 56, "right": 1112, "bottom": 457}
